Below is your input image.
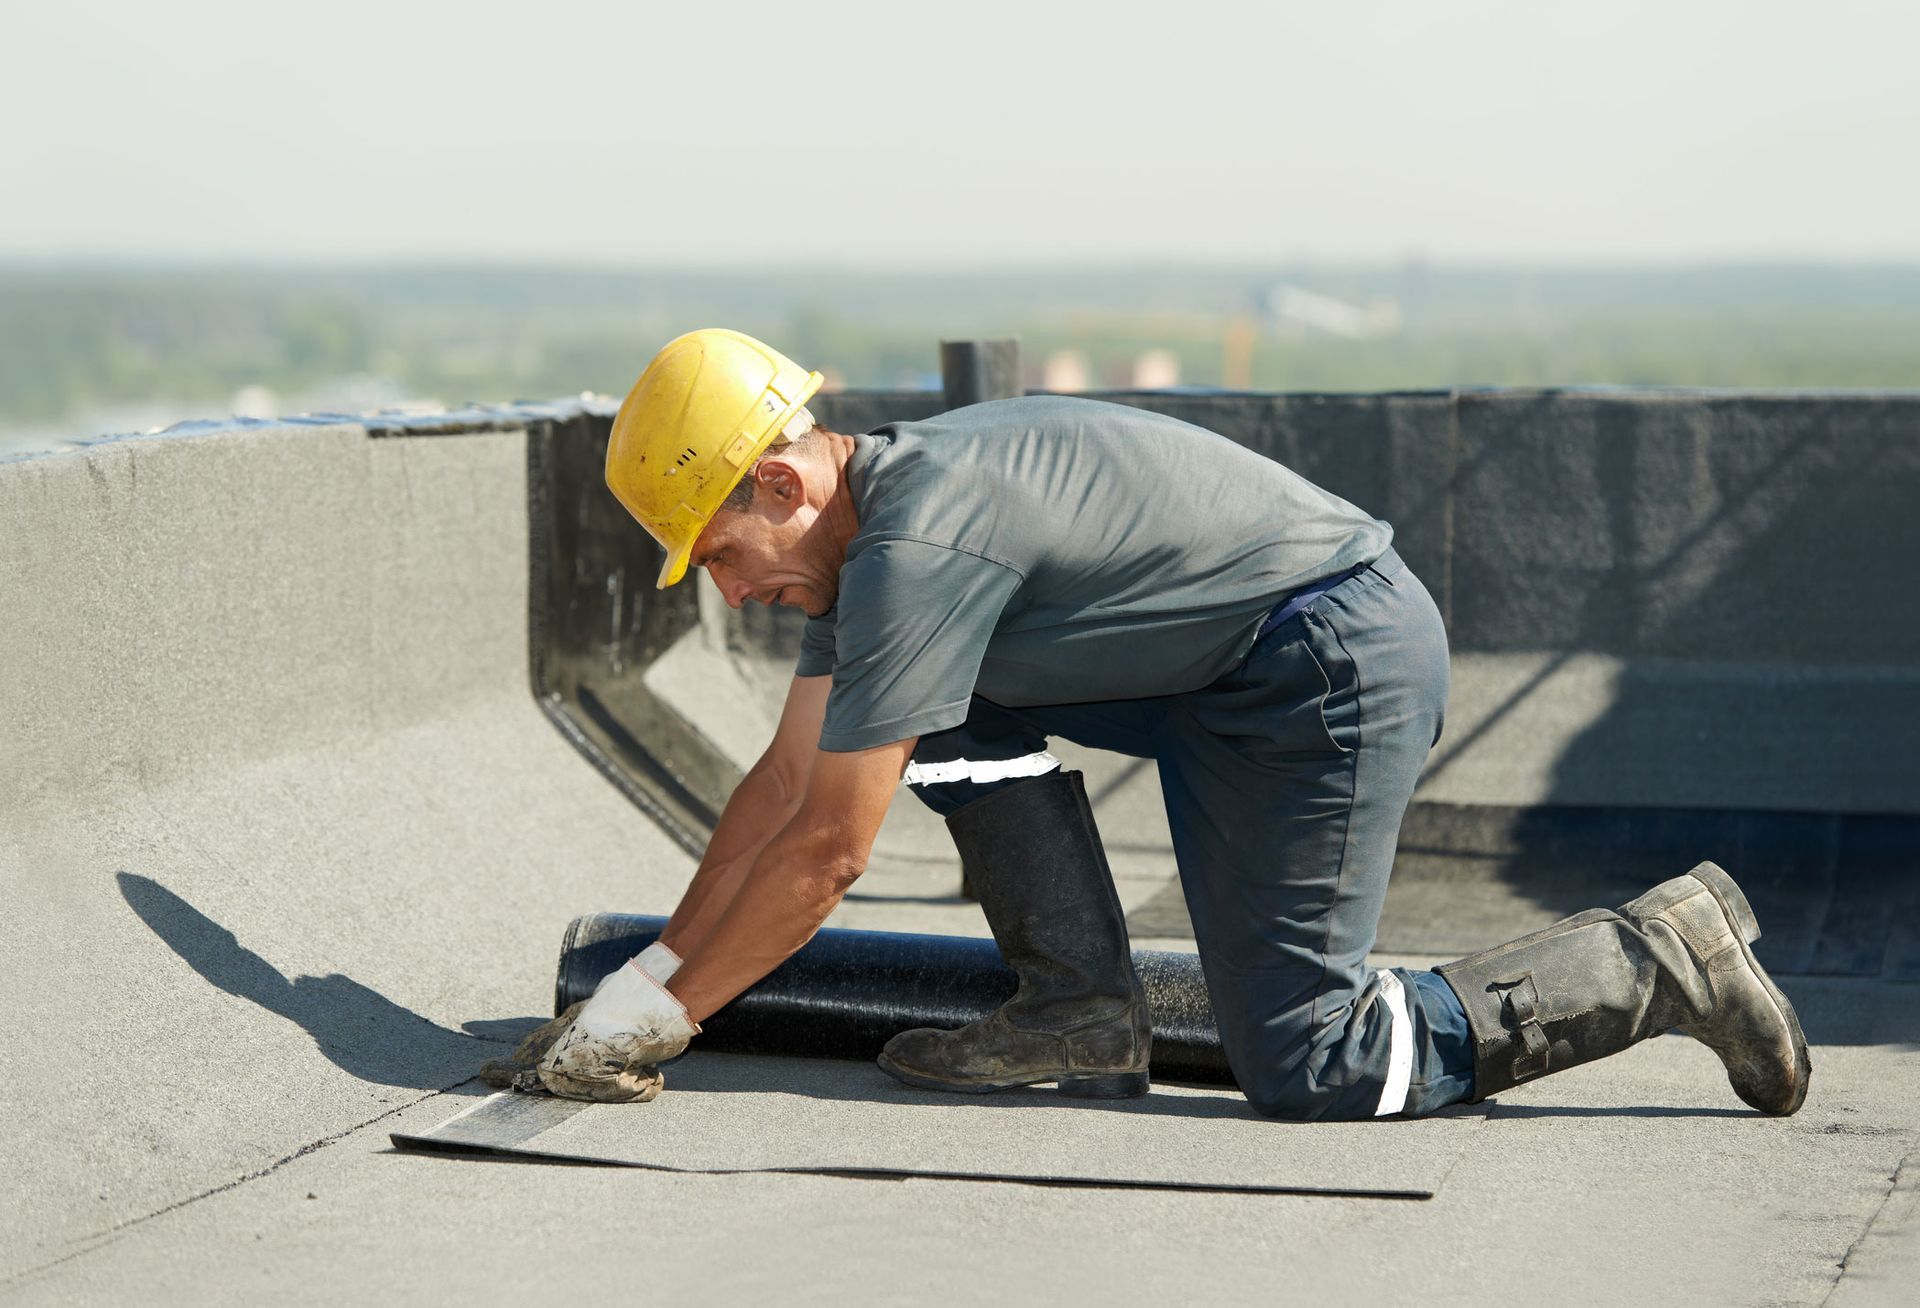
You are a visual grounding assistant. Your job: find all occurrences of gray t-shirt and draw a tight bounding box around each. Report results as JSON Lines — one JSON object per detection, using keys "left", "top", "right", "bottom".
{"left": 797, "top": 395, "right": 1392, "bottom": 751}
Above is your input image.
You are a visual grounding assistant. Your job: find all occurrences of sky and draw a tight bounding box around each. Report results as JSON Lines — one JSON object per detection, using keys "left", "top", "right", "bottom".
{"left": 4, "top": 0, "right": 1917, "bottom": 267}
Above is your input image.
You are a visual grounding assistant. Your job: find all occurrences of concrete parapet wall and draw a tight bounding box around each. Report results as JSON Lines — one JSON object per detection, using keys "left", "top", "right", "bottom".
{"left": 2, "top": 424, "right": 523, "bottom": 798}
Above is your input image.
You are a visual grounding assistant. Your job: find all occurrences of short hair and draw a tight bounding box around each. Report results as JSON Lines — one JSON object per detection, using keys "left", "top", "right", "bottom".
{"left": 719, "top": 407, "right": 817, "bottom": 514}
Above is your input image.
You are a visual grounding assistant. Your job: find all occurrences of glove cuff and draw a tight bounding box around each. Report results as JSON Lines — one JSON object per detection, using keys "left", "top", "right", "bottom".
{"left": 616, "top": 958, "right": 702, "bottom": 1035}
{"left": 635, "top": 940, "right": 682, "bottom": 984}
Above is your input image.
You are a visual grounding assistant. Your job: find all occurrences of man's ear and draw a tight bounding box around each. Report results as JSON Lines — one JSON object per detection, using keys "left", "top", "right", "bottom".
{"left": 757, "top": 456, "right": 803, "bottom": 506}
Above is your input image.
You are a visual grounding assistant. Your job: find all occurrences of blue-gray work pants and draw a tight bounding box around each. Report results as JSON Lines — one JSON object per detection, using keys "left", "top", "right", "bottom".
{"left": 905, "top": 549, "right": 1475, "bottom": 1120}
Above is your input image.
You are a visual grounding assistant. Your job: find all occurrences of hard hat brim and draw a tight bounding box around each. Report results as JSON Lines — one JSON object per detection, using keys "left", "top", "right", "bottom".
{"left": 656, "top": 541, "right": 693, "bottom": 590}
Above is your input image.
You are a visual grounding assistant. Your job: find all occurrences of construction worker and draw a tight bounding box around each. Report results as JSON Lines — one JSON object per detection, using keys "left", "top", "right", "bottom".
{"left": 534, "top": 328, "right": 1811, "bottom": 1121}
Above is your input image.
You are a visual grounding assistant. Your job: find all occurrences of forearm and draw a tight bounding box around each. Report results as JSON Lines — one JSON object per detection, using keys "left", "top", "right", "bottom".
{"left": 659, "top": 762, "right": 805, "bottom": 958}
{"left": 666, "top": 820, "right": 859, "bottom": 1024}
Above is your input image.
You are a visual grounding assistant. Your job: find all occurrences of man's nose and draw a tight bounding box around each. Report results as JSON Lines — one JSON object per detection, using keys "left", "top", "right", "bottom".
{"left": 713, "top": 571, "right": 752, "bottom": 610}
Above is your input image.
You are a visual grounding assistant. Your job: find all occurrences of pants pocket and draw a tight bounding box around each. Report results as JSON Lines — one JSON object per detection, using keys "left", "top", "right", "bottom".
{"left": 1190, "top": 623, "right": 1355, "bottom": 761}
{"left": 1299, "top": 617, "right": 1358, "bottom": 756}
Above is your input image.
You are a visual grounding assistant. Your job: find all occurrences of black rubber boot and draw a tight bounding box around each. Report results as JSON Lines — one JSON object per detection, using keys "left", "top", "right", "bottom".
{"left": 1436, "top": 861, "right": 1811, "bottom": 1115}
{"left": 878, "top": 770, "right": 1152, "bottom": 1098}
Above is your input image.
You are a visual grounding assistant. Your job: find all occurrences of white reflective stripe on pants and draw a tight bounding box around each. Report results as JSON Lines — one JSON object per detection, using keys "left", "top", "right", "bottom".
{"left": 1373, "top": 970, "right": 1413, "bottom": 1117}
{"left": 903, "top": 751, "right": 1060, "bottom": 787}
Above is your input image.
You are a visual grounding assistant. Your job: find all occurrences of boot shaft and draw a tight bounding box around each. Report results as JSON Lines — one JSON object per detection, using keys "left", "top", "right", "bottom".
{"left": 1436, "top": 873, "right": 1741, "bottom": 1097}
{"left": 943, "top": 770, "right": 1147, "bottom": 1037}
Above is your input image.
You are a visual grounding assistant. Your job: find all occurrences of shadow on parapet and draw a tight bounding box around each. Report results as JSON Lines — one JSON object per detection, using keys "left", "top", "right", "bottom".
{"left": 117, "top": 872, "right": 543, "bottom": 1089}
{"left": 1430, "top": 395, "right": 1920, "bottom": 983}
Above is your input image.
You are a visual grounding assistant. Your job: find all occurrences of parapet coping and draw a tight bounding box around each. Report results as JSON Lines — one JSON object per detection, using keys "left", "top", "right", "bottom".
{"left": 0, "top": 395, "right": 625, "bottom": 467}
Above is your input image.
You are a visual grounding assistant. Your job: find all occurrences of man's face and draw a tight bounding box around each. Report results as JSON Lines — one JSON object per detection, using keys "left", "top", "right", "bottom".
{"left": 690, "top": 461, "right": 840, "bottom": 617}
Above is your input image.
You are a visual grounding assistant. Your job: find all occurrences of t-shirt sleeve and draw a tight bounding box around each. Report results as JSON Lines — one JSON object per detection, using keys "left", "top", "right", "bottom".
{"left": 794, "top": 610, "right": 837, "bottom": 678}
{"left": 817, "top": 539, "right": 1023, "bottom": 752}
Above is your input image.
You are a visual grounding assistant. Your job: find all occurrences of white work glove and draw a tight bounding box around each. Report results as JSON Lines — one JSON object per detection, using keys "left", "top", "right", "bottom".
{"left": 479, "top": 941, "right": 686, "bottom": 1096}
{"left": 537, "top": 953, "right": 700, "bottom": 1102}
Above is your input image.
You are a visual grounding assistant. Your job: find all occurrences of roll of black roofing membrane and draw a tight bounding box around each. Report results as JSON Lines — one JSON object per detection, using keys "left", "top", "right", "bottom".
{"left": 555, "top": 914, "right": 1234, "bottom": 1087}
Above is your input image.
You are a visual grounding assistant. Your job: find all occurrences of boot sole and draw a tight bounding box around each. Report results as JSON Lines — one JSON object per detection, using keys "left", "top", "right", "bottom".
{"left": 1685, "top": 861, "right": 1812, "bottom": 1116}
{"left": 876, "top": 1051, "right": 1150, "bottom": 1099}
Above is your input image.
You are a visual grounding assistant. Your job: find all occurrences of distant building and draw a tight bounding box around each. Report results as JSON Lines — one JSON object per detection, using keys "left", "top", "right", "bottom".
{"left": 1042, "top": 350, "right": 1090, "bottom": 392}
{"left": 1131, "top": 349, "right": 1180, "bottom": 389}
{"left": 1265, "top": 284, "right": 1403, "bottom": 340}
{"left": 230, "top": 385, "right": 279, "bottom": 419}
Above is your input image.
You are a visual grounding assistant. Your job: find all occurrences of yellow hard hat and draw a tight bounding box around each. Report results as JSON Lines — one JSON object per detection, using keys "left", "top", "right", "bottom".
{"left": 606, "top": 328, "right": 824, "bottom": 588}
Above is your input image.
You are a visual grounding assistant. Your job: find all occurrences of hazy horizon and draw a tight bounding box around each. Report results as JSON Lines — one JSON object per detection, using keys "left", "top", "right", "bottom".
{"left": 8, "top": 1, "right": 1917, "bottom": 266}
{"left": 8, "top": 254, "right": 1920, "bottom": 274}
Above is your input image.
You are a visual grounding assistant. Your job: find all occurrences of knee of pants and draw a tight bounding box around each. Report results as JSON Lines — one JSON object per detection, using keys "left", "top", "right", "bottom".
{"left": 1210, "top": 997, "right": 1341, "bottom": 1121}
{"left": 902, "top": 758, "right": 1067, "bottom": 816}
{"left": 1206, "top": 972, "right": 1369, "bottom": 1122}
{"left": 1235, "top": 1061, "right": 1337, "bottom": 1123}
{"left": 909, "top": 753, "right": 1075, "bottom": 815}
{"left": 905, "top": 703, "right": 1058, "bottom": 817}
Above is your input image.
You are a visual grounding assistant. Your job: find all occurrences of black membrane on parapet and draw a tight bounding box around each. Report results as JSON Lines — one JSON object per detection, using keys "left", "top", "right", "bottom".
{"left": 556, "top": 914, "right": 1235, "bottom": 1087}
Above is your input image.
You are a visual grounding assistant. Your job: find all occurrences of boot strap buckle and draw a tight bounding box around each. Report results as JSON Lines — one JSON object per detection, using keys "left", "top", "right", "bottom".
{"left": 1498, "top": 975, "right": 1551, "bottom": 1081}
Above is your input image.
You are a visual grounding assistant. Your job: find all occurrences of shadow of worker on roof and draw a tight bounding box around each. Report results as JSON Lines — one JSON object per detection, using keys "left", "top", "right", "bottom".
{"left": 118, "top": 871, "right": 542, "bottom": 1091}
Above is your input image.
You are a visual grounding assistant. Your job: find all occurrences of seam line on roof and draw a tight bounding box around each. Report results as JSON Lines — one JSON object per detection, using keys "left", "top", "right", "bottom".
{"left": 0, "top": 1075, "right": 489, "bottom": 1293}
{"left": 1819, "top": 1134, "right": 1920, "bottom": 1306}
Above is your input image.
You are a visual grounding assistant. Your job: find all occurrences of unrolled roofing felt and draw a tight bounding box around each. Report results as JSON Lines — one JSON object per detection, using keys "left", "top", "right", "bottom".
{"left": 393, "top": 1053, "right": 1482, "bottom": 1197}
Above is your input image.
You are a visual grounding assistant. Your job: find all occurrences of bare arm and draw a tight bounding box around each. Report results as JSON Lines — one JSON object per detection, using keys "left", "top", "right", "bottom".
{"left": 666, "top": 734, "right": 916, "bottom": 1024}
{"left": 657, "top": 674, "right": 830, "bottom": 960}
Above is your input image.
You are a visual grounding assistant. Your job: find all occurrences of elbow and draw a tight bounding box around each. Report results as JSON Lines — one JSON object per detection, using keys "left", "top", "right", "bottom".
{"left": 806, "top": 825, "right": 867, "bottom": 898}
{"left": 805, "top": 829, "right": 866, "bottom": 894}
{"left": 752, "top": 756, "right": 810, "bottom": 813}
{"left": 774, "top": 822, "right": 866, "bottom": 899}
{"left": 823, "top": 850, "right": 865, "bottom": 893}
